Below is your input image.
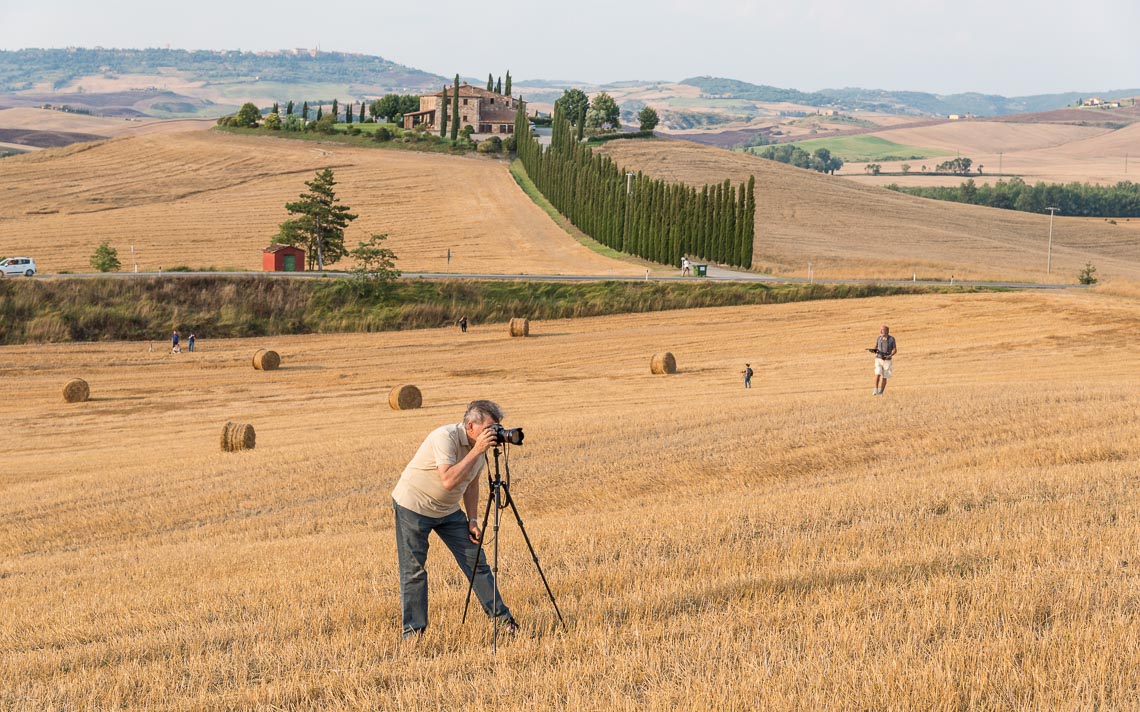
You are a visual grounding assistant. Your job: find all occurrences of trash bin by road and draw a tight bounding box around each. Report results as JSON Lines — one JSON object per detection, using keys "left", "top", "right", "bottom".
{"left": 694, "top": 264, "right": 707, "bottom": 277}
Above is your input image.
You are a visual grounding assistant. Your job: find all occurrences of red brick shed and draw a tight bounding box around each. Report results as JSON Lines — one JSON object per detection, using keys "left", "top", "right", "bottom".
{"left": 263, "top": 244, "right": 305, "bottom": 272}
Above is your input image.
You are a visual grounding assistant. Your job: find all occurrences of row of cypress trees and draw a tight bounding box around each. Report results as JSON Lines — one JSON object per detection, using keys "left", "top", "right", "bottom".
{"left": 514, "top": 102, "right": 755, "bottom": 269}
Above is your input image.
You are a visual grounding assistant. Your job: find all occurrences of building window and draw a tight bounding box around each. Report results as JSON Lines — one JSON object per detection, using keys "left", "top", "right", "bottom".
{"left": 462, "top": 99, "right": 468, "bottom": 106}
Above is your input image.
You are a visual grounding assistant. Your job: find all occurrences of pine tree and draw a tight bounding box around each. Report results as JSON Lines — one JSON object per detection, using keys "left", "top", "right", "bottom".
{"left": 276, "top": 168, "right": 358, "bottom": 271}
{"left": 451, "top": 75, "right": 460, "bottom": 142}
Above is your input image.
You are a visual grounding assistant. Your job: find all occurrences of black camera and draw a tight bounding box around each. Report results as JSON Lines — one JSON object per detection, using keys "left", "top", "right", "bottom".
{"left": 489, "top": 423, "right": 524, "bottom": 446}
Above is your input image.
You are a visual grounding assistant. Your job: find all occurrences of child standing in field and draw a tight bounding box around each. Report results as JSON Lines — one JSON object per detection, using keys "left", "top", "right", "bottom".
{"left": 171, "top": 330, "right": 180, "bottom": 354}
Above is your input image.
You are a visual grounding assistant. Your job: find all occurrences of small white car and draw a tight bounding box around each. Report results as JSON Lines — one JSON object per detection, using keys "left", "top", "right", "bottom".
{"left": 0, "top": 257, "right": 37, "bottom": 277}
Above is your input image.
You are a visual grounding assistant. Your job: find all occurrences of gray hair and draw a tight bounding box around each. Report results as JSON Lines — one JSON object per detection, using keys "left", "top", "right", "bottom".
{"left": 464, "top": 400, "right": 504, "bottom": 426}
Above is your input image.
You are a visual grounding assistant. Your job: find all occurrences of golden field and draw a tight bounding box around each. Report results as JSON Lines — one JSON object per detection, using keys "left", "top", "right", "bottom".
{"left": 5, "top": 127, "right": 1140, "bottom": 285}
{"left": 2, "top": 289, "right": 1138, "bottom": 709}
{"left": 596, "top": 139, "right": 1140, "bottom": 282}
{"left": 844, "top": 120, "right": 1140, "bottom": 187}
{"left": 0, "top": 131, "right": 648, "bottom": 278}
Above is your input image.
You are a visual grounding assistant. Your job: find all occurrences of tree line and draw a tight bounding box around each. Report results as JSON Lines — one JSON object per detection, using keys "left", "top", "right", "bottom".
{"left": 886, "top": 177, "right": 1140, "bottom": 218}
{"left": 749, "top": 144, "right": 843, "bottom": 174}
{"left": 515, "top": 102, "right": 754, "bottom": 268}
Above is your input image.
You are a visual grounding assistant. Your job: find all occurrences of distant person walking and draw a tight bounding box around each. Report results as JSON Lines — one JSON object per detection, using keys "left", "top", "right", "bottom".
{"left": 681, "top": 257, "right": 691, "bottom": 277}
{"left": 187, "top": 333, "right": 196, "bottom": 352}
{"left": 742, "top": 363, "right": 754, "bottom": 389}
{"left": 872, "top": 325, "right": 897, "bottom": 395}
{"left": 171, "top": 330, "right": 181, "bottom": 354}
{"left": 459, "top": 316, "right": 468, "bottom": 334}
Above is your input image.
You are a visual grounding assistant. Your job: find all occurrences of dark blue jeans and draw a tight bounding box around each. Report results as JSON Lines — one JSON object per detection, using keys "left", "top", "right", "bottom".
{"left": 393, "top": 500, "right": 511, "bottom": 637}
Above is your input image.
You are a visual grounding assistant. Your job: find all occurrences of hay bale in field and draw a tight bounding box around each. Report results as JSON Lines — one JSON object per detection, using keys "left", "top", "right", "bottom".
{"left": 509, "top": 318, "right": 530, "bottom": 337}
{"left": 389, "top": 384, "right": 423, "bottom": 410}
{"left": 63, "top": 378, "right": 90, "bottom": 403}
{"left": 252, "top": 349, "right": 281, "bottom": 371}
{"left": 650, "top": 352, "right": 677, "bottom": 374}
{"left": 221, "top": 422, "right": 256, "bottom": 452}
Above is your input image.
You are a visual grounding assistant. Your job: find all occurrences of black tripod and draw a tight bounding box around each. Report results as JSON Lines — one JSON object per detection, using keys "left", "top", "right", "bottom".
{"left": 462, "top": 444, "right": 564, "bottom": 652}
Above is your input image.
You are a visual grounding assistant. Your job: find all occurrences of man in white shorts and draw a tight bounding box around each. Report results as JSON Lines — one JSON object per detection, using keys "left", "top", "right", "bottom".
{"left": 873, "top": 325, "right": 897, "bottom": 395}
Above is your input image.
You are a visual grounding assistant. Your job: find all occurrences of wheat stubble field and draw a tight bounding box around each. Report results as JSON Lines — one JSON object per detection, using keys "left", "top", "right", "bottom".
{"left": 597, "top": 139, "right": 1140, "bottom": 283}
{"left": 0, "top": 131, "right": 647, "bottom": 278}
{"left": 2, "top": 288, "right": 1138, "bottom": 709}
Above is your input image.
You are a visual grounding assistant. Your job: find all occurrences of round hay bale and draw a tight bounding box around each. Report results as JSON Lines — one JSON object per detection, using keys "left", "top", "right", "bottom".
{"left": 509, "top": 318, "right": 530, "bottom": 337}
{"left": 389, "top": 384, "right": 423, "bottom": 410}
{"left": 252, "top": 349, "right": 281, "bottom": 371}
{"left": 221, "top": 422, "right": 256, "bottom": 452}
{"left": 650, "top": 352, "right": 677, "bottom": 375}
{"left": 63, "top": 378, "right": 90, "bottom": 403}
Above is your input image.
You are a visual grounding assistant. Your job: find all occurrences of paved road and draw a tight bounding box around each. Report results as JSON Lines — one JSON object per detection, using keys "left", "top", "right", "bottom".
{"left": 19, "top": 267, "right": 1085, "bottom": 291}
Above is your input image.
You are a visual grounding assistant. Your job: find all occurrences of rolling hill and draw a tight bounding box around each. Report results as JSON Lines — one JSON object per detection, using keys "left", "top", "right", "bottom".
{"left": 593, "top": 138, "right": 1140, "bottom": 282}
{"left": 3, "top": 127, "right": 1139, "bottom": 283}
{"left": 0, "top": 131, "right": 646, "bottom": 277}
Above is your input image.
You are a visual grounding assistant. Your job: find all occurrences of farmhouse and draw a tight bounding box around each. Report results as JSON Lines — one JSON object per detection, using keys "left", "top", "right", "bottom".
{"left": 403, "top": 83, "right": 519, "bottom": 135}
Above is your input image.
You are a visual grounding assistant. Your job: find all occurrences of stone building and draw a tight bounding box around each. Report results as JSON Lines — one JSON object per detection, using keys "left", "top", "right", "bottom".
{"left": 403, "top": 83, "right": 519, "bottom": 135}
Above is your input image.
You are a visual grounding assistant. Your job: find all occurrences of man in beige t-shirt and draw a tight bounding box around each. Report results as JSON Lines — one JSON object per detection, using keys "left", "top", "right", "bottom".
{"left": 391, "top": 399, "right": 516, "bottom": 639}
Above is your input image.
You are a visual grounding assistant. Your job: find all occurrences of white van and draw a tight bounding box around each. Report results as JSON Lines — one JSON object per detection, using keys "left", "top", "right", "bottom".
{"left": 0, "top": 257, "right": 37, "bottom": 277}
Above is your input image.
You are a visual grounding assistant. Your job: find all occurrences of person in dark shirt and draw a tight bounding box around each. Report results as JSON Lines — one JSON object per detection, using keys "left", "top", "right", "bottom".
{"left": 873, "top": 325, "right": 898, "bottom": 395}
{"left": 742, "top": 364, "right": 754, "bottom": 389}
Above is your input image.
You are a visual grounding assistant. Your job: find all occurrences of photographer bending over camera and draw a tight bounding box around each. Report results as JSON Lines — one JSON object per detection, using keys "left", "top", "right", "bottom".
{"left": 391, "top": 399, "right": 518, "bottom": 640}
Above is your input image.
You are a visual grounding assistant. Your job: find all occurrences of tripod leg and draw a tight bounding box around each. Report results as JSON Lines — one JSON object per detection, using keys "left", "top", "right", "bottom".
{"left": 462, "top": 488, "right": 496, "bottom": 624}
{"left": 502, "top": 483, "right": 565, "bottom": 627}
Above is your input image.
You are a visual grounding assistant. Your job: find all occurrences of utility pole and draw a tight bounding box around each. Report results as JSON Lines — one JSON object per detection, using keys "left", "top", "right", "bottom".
{"left": 998, "top": 151, "right": 1003, "bottom": 175}
{"left": 807, "top": 262, "right": 814, "bottom": 284}
{"left": 626, "top": 171, "right": 635, "bottom": 196}
{"left": 1046, "top": 207, "right": 1059, "bottom": 275}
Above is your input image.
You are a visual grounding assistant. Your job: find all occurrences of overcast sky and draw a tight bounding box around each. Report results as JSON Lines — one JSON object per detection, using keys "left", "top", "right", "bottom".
{"left": 2, "top": 0, "right": 1136, "bottom": 96}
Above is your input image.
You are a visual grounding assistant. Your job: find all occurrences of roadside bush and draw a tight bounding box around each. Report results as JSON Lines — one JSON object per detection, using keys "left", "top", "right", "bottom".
{"left": 1079, "top": 263, "right": 1099, "bottom": 285}
{"left": 374, "top": 127, "right": 392, "bottom": 142}
{"left": 478, "top": 136, "right": 503, "bottom": 154}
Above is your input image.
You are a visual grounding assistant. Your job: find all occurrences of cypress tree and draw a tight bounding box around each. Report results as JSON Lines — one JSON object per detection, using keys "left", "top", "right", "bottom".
{"left": 487, "top": 74, "right": 494, "bottom": 92}
{"left": 345, "top": 102, "right": 352, "bottom": 125}
{"left": 359, "top": 103, "right": 365, "bottom": 123}
{"left": 743, "top": 175, "right": 755, "bottom": 269}
{"left": 505, "top": 71, "right": 512, "bottom": 96}
{"left": 316, "top": 105, "right": 323, "bottom": 121}
{"left": 272, "top": 102, "right": 279, "bottom": 115}
{"left": 286, "top": 100, "right": 294, "bottom": 116}
{"left": 451, "top": 75, "right": 460, "bottom": 142}
{"left": 332, "top": 99, "right": 338, "bottom": 120}
{"left": 440, "top": 86, "right": 448, "bottom": 138}
{"left": 302, "top": 101, "right": 309, "bottom": 120}
{"left": 495, "top": 76, "right": 502, "bottom": 94}
{"left": 576, "top": 104, "right": 585, "bottom": 143}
